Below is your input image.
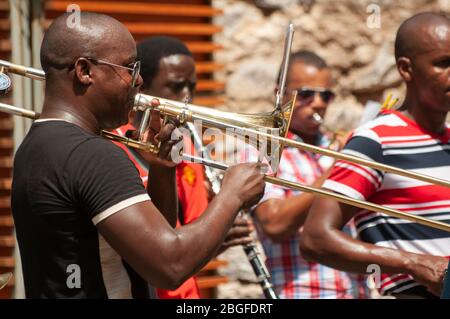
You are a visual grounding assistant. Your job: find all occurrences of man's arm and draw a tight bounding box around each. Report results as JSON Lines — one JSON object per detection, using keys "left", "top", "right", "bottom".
{"left": 254, "top": 171, "right": 329, "bottom": 242}
{"left": 97, "top": 162, "right": 265, "bottom": 290}
{"left": 300, "top": 196, "right": 449, "bottom": 296}
{"left": 147, "top": 165, "right": 177, "bottom": 227}
{"left": 132, "top": 101, "right": 180, "bottom": 227}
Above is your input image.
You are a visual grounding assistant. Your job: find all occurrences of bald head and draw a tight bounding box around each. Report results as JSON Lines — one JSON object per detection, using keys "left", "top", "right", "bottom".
{"left": 395, "top": 12, "right": 450, "bottom": 61}
{"left": 39, "top": 12, "right": 141, "bottom": 131}
{"left": 41, "top": 12, "right": 134, "bottom": 79}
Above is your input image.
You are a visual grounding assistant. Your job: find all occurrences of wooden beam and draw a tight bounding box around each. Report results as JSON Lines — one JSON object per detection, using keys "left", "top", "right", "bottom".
{"left": 186, "top": 42, "right": 222, "bottom": 54}
{"left": 0, "top": 216, "right": 13, "bottom": 227}
{"left": 194, "top": 96, "right": 226, "bottom": 107}
{"left": 0, "top": 256, "right": 13, "bottom": 268}
{"left": 200, "top": 259, "right": 228, "bottom": 271}
{"left": 195, "top": 62, "right": 224, "bottom": 74}
{"left": 0, "top": 118, "right": 13, "bottom": 131}
{"left": 196, "top": 80, "right": 225, "bottom": 91}
{"left": 196, "top": 276, "right": 228, "bottom": 288}
{"left": 0, "top": 178, "right": 11, "bottom": 191}
{"left": 0, "top": 2, "right": 9, "bottom": 11}
{"left": 45, "top": 1, "right": 222, "bottom": 17}
{"left": 42, "top": 20, "right": 222, "bottom": 36}
{"left": 0, "top": 138, "right": 12, "bottom": 149}
{"left": 0, "top": 157, "right": 12, "bottom": 169}
{"left": 0, "top": 235, "right": 13, "bottom": 247}
{"left": 124, "top": 22, "right": 222, "bottom": 36}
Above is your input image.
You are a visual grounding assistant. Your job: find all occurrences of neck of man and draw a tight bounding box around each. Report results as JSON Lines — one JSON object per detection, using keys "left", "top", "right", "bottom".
{"left": 290, "top": 128, "right": 317, "bottom": 145}
{"left": 400, "top": 92, "right": 448, "bottom": 135}
{"left": 40, "top": 94, "right": 101, "bottom": 135}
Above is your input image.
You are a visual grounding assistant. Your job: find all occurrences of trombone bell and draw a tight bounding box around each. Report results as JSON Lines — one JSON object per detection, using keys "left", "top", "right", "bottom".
{"left": 133, "top": 93, "right": 296, "bottom": 167}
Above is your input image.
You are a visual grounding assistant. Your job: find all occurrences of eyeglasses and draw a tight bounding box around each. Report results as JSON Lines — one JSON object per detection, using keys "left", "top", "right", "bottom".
{"left": 85, "top": 58, "right": 141, "bottom": 87}
{"left": 295, "top": 87, "right": 335, "bottom": 104}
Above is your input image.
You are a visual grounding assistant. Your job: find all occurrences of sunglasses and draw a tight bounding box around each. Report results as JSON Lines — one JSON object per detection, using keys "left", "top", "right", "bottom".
{"left": 295, "top": 87, "right": 335, "bottom": 104}
{"left": 85, "top": 58, "right": 141, "bottom": 87}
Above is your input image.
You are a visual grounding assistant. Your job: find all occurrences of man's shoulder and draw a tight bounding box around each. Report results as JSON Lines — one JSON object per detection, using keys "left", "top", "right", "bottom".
{"left": 25, "top": 120, "right": 129, "bottom": 163}
{"left": 351, "top": 112, "right": 413, "bottom": 142}
{"left": 28, "top": 120, "right": 99, "bottom": 148}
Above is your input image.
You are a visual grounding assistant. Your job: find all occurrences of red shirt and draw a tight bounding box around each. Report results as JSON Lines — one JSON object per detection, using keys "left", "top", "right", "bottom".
{"left": 112, "top": 124, "right": 209, "bottom": 298}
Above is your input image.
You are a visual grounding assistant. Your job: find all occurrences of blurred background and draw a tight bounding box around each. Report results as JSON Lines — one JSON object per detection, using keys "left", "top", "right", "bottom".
{"left": 0, "top": 0, "right": 449, "bottom": 299}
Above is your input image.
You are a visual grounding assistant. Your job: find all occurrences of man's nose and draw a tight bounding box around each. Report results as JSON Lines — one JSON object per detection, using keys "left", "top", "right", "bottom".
{"left": 311, "top": 92, "right": 328, "bottom": 108}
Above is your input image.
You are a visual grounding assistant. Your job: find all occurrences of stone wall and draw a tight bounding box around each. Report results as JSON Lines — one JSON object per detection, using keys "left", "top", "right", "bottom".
{"left": 212, "top": 0, "right": 450, "bottom": 131}
{"left": 212, "top": 0, "right": 450, "bottom": 299}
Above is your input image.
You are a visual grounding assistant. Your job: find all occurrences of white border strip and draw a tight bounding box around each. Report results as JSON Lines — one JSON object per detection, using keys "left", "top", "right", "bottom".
{"left": 323, "top": 180, "right": 366, "bottom": 200}
{"left": 93, "top": 194, "right": 150, "bottom": 225}
{"left": 34, "top": 118, "right": 72, "bottom": 123}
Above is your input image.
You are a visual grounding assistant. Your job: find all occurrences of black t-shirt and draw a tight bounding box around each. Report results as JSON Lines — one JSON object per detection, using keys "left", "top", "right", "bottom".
{"left": 12, "top": 120, "right": 152, "bottom": 298}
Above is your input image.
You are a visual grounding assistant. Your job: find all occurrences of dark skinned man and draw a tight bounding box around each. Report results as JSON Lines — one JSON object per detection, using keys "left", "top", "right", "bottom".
{"left": 247, "top": 51, "right": 366, "bottom": 298}
{"left": 301, "top": 12, "right": 450, "bottom": 299}
{"left": 11, "top": 12, "right": 265, "bottom": 299}
{"left": 112, "top": 36, "right": 254, "bottom": 298}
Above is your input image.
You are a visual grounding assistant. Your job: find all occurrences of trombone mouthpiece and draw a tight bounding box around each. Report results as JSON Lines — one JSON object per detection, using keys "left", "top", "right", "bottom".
{"left": 133, "top": 93, "right": 153, "bottom": 112}
{"left": 312, "top": 113, "right": 323, "bottom": 124}
{"left": 133, "top": 93, "right": 142, "bottom": 112}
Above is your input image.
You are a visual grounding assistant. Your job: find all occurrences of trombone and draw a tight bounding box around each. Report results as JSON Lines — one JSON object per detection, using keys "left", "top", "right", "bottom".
{"left": 1, "top": 59, "right": 450, "bottom": 234}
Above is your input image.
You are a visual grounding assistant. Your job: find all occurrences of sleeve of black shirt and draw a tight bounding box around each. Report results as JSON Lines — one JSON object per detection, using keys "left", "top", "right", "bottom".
{"left": 65, "top": 137, "right": 150, "bottom": 225}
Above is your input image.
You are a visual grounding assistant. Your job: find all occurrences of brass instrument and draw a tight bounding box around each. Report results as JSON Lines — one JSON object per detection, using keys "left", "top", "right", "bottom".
{"left": 312, "top": 112, "right": 347, "bottom": 151}
{"left": 0, "top": 272, "right": 12, "bottom": 290}
{"left": 1, "top": 60, "right": 450, "bottom": 234}
{"left": 187, "top": 122, "right": 279, "bottom": 299}
{"left": 132, "top": 93, "right": 450, "bottom": 187}
{"left": 0, "top": 59, "right": 292, "bottom": 157}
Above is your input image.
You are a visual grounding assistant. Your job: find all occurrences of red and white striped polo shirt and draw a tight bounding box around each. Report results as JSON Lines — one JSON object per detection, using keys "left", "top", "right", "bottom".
{"left": 324, "top": 110, "right": 450, "bottom": 297}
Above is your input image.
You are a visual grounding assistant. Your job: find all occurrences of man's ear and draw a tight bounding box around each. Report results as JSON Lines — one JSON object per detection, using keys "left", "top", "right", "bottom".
{"left": 74, "top": 58, "right": 92, "bottom": 85}
{"left": 397, "top": 57, "right": 413, "bottom": 82}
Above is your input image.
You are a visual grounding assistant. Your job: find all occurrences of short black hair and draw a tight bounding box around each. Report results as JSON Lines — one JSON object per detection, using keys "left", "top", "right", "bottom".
{"left": 290, "top": 50, "right": 328, "bottom": 69}
{"left": 137, "top": 36, "right": 193, "bottom": 88}
{"left": 277, "top": 50, "right": 328, "bottom": 83}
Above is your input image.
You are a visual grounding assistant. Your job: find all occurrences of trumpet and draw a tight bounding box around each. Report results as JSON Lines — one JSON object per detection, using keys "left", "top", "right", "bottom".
{"left": 1, "top": 60, "right": 450, "bottom": 234}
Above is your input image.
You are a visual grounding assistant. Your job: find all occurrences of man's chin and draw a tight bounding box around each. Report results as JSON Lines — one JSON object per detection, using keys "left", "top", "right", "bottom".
{"left": 305, "top": 124, "right": 321, "bottom": 135}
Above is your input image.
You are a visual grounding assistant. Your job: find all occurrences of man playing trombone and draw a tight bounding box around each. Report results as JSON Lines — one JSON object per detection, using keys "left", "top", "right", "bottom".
{"left": 10, "top": 12, "right": 265, "bottom": 298}
{"left": 301, "top": 12, "right": 450, "bottom": 299}
{"left": 246, "top": 50, "right": 367, "bottom": 298}
{"left": 112, "top": 36, "right": 255, "bottom": 298}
